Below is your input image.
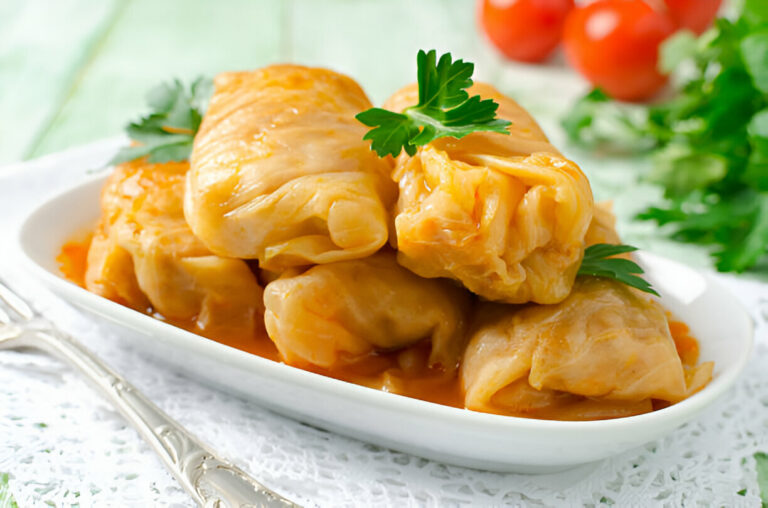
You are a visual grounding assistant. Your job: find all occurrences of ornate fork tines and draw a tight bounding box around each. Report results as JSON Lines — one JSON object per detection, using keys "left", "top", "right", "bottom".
{"left": 0, "top": 277, "right": 301, "bottom": 507}
{"left": 0, "top": 280, "right": 34, "bottom": 320}
{"left": 0, "top": 305, "right": 11, "bottom": 325}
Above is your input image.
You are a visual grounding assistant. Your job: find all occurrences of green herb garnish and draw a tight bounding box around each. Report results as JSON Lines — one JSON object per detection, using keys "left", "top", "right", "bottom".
{"left": 578, "top": 244, "right": 659, "bottom": 296}
{"left": 562, "top": 2, "right": 768, "bottom": 273}
{"left": 560, "top": 88, "right": 656, "bottom": 155}
{"left": 756, "top": 451, "right": 768, "bottom": 508}
{"left": 356, "top": 50, "right": 511, "bottom": 157}
{"left": 0, "top": 472, "right": 18, "bottom": 508}
{"left": 110, "top": 77, "right": 212, "bottom": 165}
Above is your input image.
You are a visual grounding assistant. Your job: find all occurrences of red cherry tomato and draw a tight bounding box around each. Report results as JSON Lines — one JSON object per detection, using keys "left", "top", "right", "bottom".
{"left": 664, "top": 0, "right": 722, "bottom": 34}
{"left": 479, "top": 0, "right": 575, "bottom": 63}
{"left": 562, "top": 0, "right": 676, "bottom": 101}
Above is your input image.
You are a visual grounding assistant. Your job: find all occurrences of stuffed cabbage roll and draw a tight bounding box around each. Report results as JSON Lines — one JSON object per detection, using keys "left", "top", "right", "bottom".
{"left": 185, "top": 65, "right": 397, "bottom": 271}
{"left": 384, "top": 83, "right": 594, "bottom": 304}
{"left": 263, "top": 253, "right": 471, "bottom": 370}
{"left": 85, "top": 159, "right": 263, "bottom": 335}
{"left": 462, "top": 277, "right": 713, "bottom": 419}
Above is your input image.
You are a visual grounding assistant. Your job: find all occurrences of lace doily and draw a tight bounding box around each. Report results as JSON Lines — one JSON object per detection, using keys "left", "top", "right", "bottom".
{"left": 1, "top": 140, "right": 767, "bottom": 507}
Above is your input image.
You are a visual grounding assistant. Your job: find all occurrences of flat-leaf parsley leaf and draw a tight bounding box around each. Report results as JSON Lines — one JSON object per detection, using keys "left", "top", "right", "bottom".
{"left": 356, "top": 50, "right": 511, "bottom": 157}
{"left": 110, "top": 77, "right": 212, "bottom": 165}
{"left": 578, "top": 244, "right": 659, "bottom": 296}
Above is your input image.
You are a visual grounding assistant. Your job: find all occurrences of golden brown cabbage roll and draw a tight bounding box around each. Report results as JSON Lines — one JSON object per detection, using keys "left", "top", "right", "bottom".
{"left": 384, "top": 83, "right": 594, "bottom": 304}
{"left": 185, "top": 65, "right": 397, "bottom": 270}
{"left": 263, "top": 253, "right": 471, "bottom": 370}
{"left": 85, "top": 159, "right": 263, "bottom": 334}
{"left": 462, "top": 278, "right": 713, "bottom": 419}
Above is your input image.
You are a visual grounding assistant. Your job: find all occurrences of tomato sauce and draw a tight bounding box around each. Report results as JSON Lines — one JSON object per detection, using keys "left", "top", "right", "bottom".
{"left": 668, "top": 319, "right": 700, "bottom": 367}
{"left": 57, "top": 237, "right": 92, "bottom": 288}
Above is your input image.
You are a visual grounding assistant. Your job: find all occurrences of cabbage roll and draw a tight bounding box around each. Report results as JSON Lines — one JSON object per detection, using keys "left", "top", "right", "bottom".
{"left": 85, "top": 159, "right": 263, "bottom": 334}
{"left": 263, "top": 253, "right": 471, "bottom": 370}
{"left": 185, "top": 65, "right": 397, "bottom": 270}
{"left": 384, "top": 83, "right": 594, "bottom": 304}
{"left": 461, "top": 278, "right": 713, "bottom": 419}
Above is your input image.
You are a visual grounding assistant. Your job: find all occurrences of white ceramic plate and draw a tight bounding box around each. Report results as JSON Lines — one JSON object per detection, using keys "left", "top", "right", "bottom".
{"left": 16, "top": 172, "right": 754, "bottom": 473}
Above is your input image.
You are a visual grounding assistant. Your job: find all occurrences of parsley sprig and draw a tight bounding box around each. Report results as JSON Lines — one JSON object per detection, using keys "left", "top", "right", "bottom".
{"left": 756, "top": 451, "right": 768, "bottom": 507}
{"left": 578, "top": 244, "right": 659, "bottom": 296}
{"left": 356, "top": 50, "right": 511, "bottom": 157}
{"left": 110, "top": 77, "right": 212, "bottom": 165}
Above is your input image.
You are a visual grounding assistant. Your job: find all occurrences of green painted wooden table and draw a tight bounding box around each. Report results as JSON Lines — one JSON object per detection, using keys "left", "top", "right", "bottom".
{"left": 0, "top": 0, "right": 595, "bottom": 158}
{"left": 1, "top": 0, "right": 490, "bottom": 162}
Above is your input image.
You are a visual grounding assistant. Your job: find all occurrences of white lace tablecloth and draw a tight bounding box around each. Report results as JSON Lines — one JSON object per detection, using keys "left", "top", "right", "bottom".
{"left": 1, "top": 140, "right": 767, "bottom": 507}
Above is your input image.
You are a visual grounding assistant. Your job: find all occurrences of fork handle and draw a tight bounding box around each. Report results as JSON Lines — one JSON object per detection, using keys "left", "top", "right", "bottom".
{"left": 18, "top": 328, "right": 299, "bottom": 508}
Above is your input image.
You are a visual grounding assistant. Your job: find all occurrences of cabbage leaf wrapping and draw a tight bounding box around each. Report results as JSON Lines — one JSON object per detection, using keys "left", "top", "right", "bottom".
{"left": 185, "top": 66, "right": 397, "bottom": 270}
{"left": 85, "top": 159, "right": 263, "bottom": 335}
{"left": 263, "top": 253, "right": 471, "bottom": 370}
{"left": 384, "top": 83, "right": 594, "bottom": 304}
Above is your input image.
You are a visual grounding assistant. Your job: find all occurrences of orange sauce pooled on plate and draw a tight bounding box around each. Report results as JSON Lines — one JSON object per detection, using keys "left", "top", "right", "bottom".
{"left": 57, "top": 237, "right": 92, "bottom": 288}
{"left": 56, "top": 240, "right": 697, "bottom": 415}
{"left": 668, "top": 319, "right": 700, "bottom": 367}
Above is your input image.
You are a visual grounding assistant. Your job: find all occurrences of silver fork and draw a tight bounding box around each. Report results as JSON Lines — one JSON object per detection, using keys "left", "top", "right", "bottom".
{"left": 0, "top": 277, "right": 300, "bottom": 508}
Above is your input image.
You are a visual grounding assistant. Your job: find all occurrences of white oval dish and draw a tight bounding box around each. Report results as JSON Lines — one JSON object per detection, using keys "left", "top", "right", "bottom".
{"left": 16, "top": 173, "right": 754, "bottom": 473}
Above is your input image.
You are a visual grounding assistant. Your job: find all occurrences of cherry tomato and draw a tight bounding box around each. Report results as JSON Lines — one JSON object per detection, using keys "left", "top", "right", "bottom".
{"left": 479, "top": 0, "right": 575, "bottom": 63}
{"left": 664, "top": 0, "right": 722, "bottom": 34}
{"left": 563, "top": 0, "right": 676, "bottom": 101}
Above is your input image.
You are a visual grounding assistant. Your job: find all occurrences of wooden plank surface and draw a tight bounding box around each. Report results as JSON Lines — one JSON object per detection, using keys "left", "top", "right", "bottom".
{"left": 4, "top": 0, "right": 484, "bottom": 160}
{"left": 29, "top": 0, "right": 285, "bottom": 157}
{"left": 0, "top": 0, "right": 121, "bottom": 164}
{"left": 3, "top": 0, "right": 487, "bottom": 160}
{"left": 289, "top": 0, "right": 480, "bottom": 105}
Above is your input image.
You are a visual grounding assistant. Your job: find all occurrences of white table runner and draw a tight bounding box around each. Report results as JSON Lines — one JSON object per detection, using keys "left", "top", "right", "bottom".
{"left": 1, "top": 140, "right": 766, "bottom": 507}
